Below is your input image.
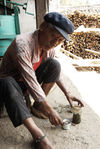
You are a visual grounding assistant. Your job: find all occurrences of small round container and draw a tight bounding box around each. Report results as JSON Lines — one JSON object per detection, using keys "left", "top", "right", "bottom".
{"left": 62, "top": 118, "right": 71, "bottom": 130}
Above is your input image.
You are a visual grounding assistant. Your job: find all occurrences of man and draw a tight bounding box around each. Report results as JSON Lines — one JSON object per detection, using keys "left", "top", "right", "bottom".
{"left": 0, "top": 12, "right": 84, "bottom": 149}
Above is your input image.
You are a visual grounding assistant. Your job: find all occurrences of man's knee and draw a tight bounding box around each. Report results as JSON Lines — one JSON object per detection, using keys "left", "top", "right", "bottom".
{"left": 1, "top": 76, "right": 23, "bottom": 96}
{"left": 35, "top": 58, "right": 61, "bottom": 83}
{"left": 1, "top": 76, "right": 15, "bottom": 85}
{"left": 43, "top": 58, "right": 61, "bottom": 83}
{"left": 46, "top": 58, "right": 61, "bottom": 74}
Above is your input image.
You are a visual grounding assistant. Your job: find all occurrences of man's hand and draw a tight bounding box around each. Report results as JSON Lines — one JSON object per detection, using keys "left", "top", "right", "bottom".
{"left": 57, "top": 80, "right": 84, "bottom": 108}
{"left": 37, "top": 100, "right": 63, "bottom": 126}
{"left": 67, "top": 96, "right": 84, "bottom": 108}
{"left": 48, "top": 108, "right": 63, "bottom": 126}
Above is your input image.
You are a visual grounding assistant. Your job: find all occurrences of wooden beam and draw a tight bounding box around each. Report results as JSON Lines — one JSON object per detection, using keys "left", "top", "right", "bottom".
{"left": 85, "top": 49, "right": 100, "bottom": 56}
{"left": 35, "top": 0, "right": 49, "bottom": 28}
{"left": 60, "top": 48, "right": 82, "bottom": 60}
{"left": 75, "top": 66, "right": 100, "bottom": 73}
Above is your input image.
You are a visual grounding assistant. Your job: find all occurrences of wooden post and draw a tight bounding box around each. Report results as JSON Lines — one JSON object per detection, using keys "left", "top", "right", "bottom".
{"left": 35, "top": 0, "right": 49, "bottom": 28}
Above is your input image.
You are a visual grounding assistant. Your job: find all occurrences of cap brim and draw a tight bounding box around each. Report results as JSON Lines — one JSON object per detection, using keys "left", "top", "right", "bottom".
{"left": 55, "top": 26, "right": 70, "bottom": 41}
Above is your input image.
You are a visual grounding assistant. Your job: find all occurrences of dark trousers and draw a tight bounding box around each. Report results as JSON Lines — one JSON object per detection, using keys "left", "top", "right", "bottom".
{"left": 0, "top": 58, "right": 61, "bottom": 127}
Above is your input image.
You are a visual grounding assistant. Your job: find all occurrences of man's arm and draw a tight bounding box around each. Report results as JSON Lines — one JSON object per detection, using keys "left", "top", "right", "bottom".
{"left": 56, "top": 78, "right": 84, "bottom": 107}
{"left": 16, "top": 40, "right": 63, "bottom": 126}
{"left": 36, "top": 100, "right": 63, "bottom": 126}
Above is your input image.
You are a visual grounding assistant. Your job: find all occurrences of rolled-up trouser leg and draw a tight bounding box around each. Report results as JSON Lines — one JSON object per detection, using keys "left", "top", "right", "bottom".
{"left": 0, "top": 77, "right": 31, "bottom": 127}
{"left": 35, "top": 58, "right": 61, "bottom": 84}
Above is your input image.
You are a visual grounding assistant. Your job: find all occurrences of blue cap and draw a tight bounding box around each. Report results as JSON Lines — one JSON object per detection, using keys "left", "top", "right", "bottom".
{"left": 44, "top": 12, "right": 75, "bottom": 41}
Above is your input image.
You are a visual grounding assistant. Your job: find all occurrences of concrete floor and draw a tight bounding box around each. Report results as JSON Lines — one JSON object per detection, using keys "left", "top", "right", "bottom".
{"left": 0, "top": 53, "right": 100, "bottom": 149}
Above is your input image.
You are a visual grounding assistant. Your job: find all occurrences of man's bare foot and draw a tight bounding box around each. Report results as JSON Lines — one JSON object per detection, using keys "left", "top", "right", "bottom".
{"left": 34, "top": 137, "right": 54, "bottom": 149}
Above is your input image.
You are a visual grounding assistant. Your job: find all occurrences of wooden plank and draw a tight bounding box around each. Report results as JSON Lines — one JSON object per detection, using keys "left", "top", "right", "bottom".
{"left": 72, "top": 59, "right": 100, "bottom": 67}
{"left": 60, "top": 48, "right": 100, "bottom": 66}
{"left": 75, "top": 66, "right": 100, "bottom": 73}
{"left": 35, "top": 0, "right": 49, "bottom": 28}
{"left": 60, "top": 48, "right": 82, "bottom": 60}
{"left": 85, "top": 49, "right": 100, "bottom": 56}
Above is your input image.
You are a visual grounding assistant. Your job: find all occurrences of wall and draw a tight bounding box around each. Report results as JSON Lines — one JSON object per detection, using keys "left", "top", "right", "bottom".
{"left": 60, "top": 0, "right": 100, "bottom": 6}
{"left": 49, "top": 0, "right": 100, "bottom": 11}
{"left": 11, "top": 0, "right": 36, "bottom": 33}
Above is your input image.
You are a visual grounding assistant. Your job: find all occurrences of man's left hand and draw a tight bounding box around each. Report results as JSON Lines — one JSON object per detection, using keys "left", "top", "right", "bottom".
{"left": 67, "top": 96, "right": 84, "bottom": 108}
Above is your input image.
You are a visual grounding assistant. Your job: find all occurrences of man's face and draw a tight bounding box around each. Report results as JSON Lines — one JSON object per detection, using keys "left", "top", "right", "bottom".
{"left": 40, "top": 27, "right": 65, "bottom": 51}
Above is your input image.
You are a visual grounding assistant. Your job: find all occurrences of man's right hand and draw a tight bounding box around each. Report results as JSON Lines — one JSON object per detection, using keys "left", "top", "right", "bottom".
{"left": 37, "top": 100, "right": 63, "bottom": 126}
{"left": 48, "top": 108, "right": 63, "bottom": 126}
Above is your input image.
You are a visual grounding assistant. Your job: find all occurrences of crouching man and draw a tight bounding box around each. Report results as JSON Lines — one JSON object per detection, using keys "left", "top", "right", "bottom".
{"left": 0, "top": 12, "right": 84, "bottom": 149}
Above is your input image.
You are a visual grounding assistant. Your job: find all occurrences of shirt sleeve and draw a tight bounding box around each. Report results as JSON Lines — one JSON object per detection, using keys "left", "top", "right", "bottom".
{"left": 16, "top": 39, "right": 46, "bottom": 102}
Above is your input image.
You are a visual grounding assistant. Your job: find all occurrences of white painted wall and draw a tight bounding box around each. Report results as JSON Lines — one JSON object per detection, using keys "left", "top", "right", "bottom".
{"left": 11, "top": 0, "right": 36, "bottom": 33}
{"left": 49, "top": 0, "right": 100, "bottom": 11}
{"left": 63, "top": 0, "right": 100, "bottom": 6}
